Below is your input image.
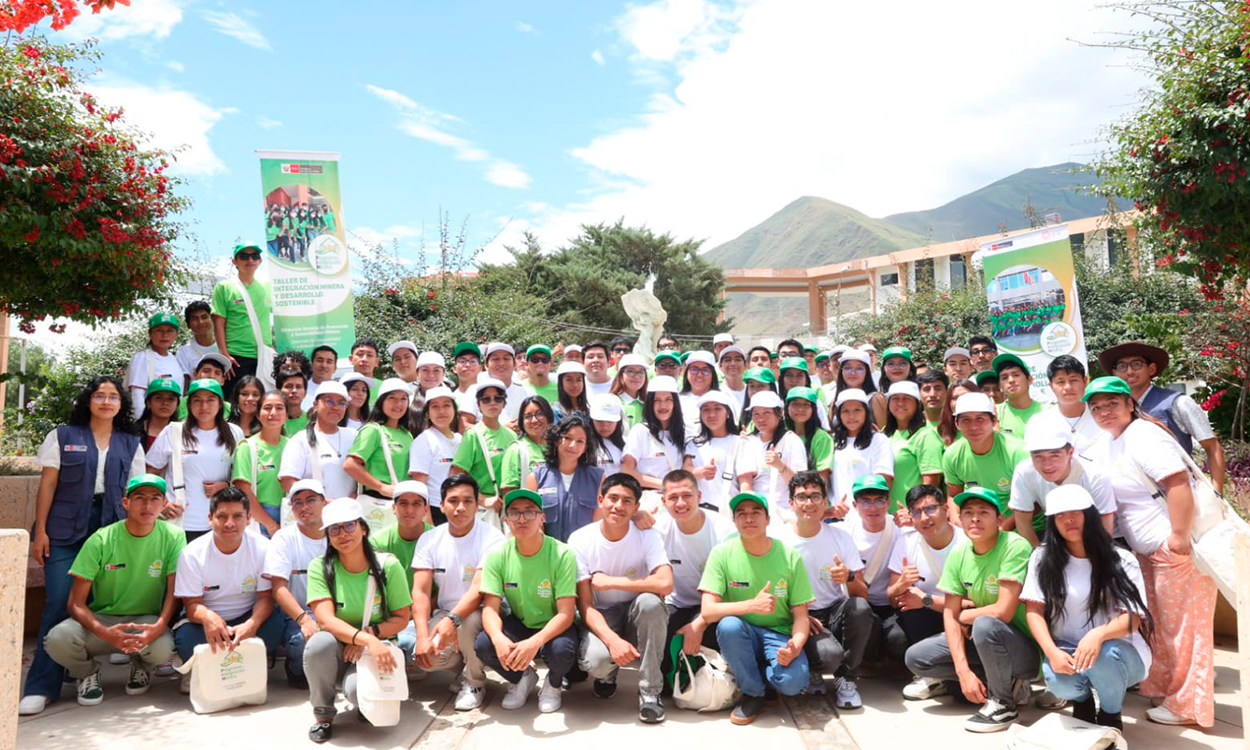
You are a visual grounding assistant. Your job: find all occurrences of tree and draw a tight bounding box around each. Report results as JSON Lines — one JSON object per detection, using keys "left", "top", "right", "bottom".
{"left": 1091, "top": 1, "right": 1250, "bottom": 298}
{"left": 0, "top": 0, "right": 127, "bottom": 32}
{"left": 0, "top": 38, "right": 188, "bottom": 333}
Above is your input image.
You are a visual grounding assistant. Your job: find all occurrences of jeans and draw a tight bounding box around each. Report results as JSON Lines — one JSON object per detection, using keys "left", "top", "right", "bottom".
{"left": 304, "top": 630, "right": 366, "bottom": 719}
{"left": 866, "top": 603, "right": 909, "bottom": 663}
{"left": 578, "top": 593, "right": 669, "bottom": 696}
{"left": 282, "top": 614, "right": 310, "bottom": 679}
{"left": 897, "top": 605, "right": 945, "bottom": 646}
{"left": 45, "top": 614, "right": 175, "bottom": 678}
{"left": 474, "top": 613, "right": 578, "bottom": 688}
{"left": 662, "top": 603, "right": 721, "bottom": 679}
{"left": 173, "top": 607, "right": 284, "bottom": 661}
{"left": 258, "top": 505, "right": 281, "bottom": 538}
{"left": 715, "top": 616, "right": 809, "bottom": 698}
{"left": 904, "top": 616, "right": 1041, "bottom": 708}
{"left": 1043, "top": 639, "right": 1146, "bottom": 715}
{"left": 806, "top": 597, "right": 872, "bottom": 677}
{"left": 405, "top": 610, "right": 488, "bottom": 687}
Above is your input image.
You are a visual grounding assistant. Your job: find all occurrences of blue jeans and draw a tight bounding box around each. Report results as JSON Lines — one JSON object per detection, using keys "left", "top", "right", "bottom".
{"left": 715, "top": 616, "right": 809, "bottom": 698}
{"left": 258, "top": 504, "right": 281, "bottom": 538}
{"left": 396, "top": 621, "right": 417, "bottom": 663}
{"left": 25, "top": 504, "right": 101, "bottom": 700}
{"left": 173, "top": 607, "right": 285, "bottom": 661}
{"left": 1043, "top": 638, "right": 1146, "bottom": 715}
{"left": 282, "top": 614, "right": 310, "bottom": 678}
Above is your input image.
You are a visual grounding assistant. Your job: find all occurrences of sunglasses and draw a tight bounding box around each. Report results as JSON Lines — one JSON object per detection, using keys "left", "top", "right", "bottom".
{"left": 477, "top": 395, "right": 506, "bottom": 404}
{"left": 326, "top": 519, "right": 360, "bottom": 536}
{"left": 236, "top": 252, "right": 262, "bottom": 261}
{"left": 612, "top": 347, "right": 631, "bottom": 354}
{"left": 528, "top": 356, "right": 552, "bottom": 364}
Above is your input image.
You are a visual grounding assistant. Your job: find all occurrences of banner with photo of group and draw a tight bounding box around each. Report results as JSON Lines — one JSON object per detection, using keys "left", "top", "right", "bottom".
{"left": 256, "top": 150, "right": 356, "bottom": 357}
{"left": 979, "top": 224, "right": 1087, "bottom": 402}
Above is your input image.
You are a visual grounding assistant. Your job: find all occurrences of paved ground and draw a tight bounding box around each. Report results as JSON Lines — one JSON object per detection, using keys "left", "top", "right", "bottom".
{"left": 18, "top": 637, "right": 1245, "bottom": 750}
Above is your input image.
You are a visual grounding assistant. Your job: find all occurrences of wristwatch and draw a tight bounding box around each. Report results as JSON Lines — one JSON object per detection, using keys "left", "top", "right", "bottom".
{"left": 448, "top": 612, "right": 463, "bottom": 628}
{"left": 922, "top": 594, "right": 934, "bottom": 609}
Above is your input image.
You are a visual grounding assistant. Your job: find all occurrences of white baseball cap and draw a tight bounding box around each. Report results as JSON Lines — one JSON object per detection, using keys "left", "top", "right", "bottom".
{"left": 556, "top": 361, "right": 588, "bottom": 377}
{"left": 422, "top": 385, "right": 456, "bottom": 405}
{"left": 1025, "top": 419, "right": 1073, "bottom": 452}
{"left": 858, "top": 343, "right": 878, "bottom": 353}
{"left": 392, "top": 480, "right": 429, "bottom": 500}
{"left": 313, "top": 381, "right": 349, "bottom": 401}
{"left": 944, "top": 346, "right": 971, "bottom": 362}
{"left": 564, "top": 344, "right": 583, "bottom": 355}
{"left": 375, "top": 377, "right": 413, "bottom": 400}
{"left": 474, "top": 377, "right": 508, "bottom": 397}
{"left": 320, "top": 498, "right": 365, "bottom": 529}
{"left": 589, "top": 395, "right": 623, "bottom": 422}
{"left": 886, "top": 381, "right": 921, "bottom": 402}
{"left": 713, "top": 333, "right": 734, "bottom": 345}
{"left": 287, "top": 478, "right": 326, "bottom": 500}
{"left": 698, "top": 390, "right": 736, "bottom": 411}
{"left": 484, "top": 342, "right": 515, "bottom": 359}
{"left": 1045, "top": 485, "right": 1094, "bottom": 515}
{"left": 685, "top": 350, "right": 715, "bottom": 367}
{"left": 839, "top": 349, "right": 872, "bottom": 367}
{"left": 648, "top": 375, "right": 681, "bottom": 394}
{"left": 416, "top": 351, "right": 446, "bottom": 369}
{"left": 340, "top": 372, "right": 372, "bottom": 388}
{"left": 718, "top": 345, "right": 746, "bottom": 361}
{"left": 835, "top": 388, "right": 870, "bottom": 407}
{"left": 387, "top": 340, "right": 418, "bottom": 358}
{"left": 749, "top": 391, "right": 784, "bottom": 410}
{"left": 617, "top": 353, "right": 647, "bottom": 370}
{"left": 953, "top": 392, "right": 996, "bottom": 416}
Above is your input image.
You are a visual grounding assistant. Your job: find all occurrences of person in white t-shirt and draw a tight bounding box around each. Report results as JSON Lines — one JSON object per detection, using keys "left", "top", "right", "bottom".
{"left": 279, "top": 382, "right": 357, "bottom": 502}
{"left": 300, "top": 345, "right": 339, "bottom": 411}
{"left": 570, "top": 474, "right": 673, "bottom": 724}
{"left": 774, "top": 471, "right": 870, "bottom": 708}
{"left": 736, "top": 391, "right": 807, "bottom": 522}
{"left": 127, "top": 313, "right": 186, "bottom": 418}
{"left": 175, "top": 301, "right": 217, "bottom": 394}
{"left": 622, "top": 376, "right": 693, "bottom": 511}
{"left": 1021, "top": 485, "right": 1154, "bottom": 731}
{"left": 688, "top": 390, "right": 746, "bottom": 516}
{"left": 582, "top": 341, "right": 615, "bottom": 401}
{"left": 718, "top": 345, "right": 748, "bottom": 417}
{"left": 1010, "top": 420, "right": 1116, "bottom": 547}
{"left": 887, "top": 484, "right": 969, "bottom": 700}
{"left": 589, "top": 395, "right": 627, "bottom": 478}
{"left": 408, "top": 386, "right": 462, "bottom": 524}
{"left": 410, "top": 474, "right": 505, "bottom": 711}
{"left": 263, "top": 479, "right": 328, "bottom": 688}
{"left": 483, "top": 342, "right": 528, "bottom": 423}
{"left": 173, "top": 487, "right": 283, "bottom": 693}
{"left": 847, "top": 475, "right": 907, "bottom": 667}
{"left": 829, "top": 389, "right": 894, "bottom": 523}
{"left": 1026, "top": 355, "right": 1105, "bottom": 455}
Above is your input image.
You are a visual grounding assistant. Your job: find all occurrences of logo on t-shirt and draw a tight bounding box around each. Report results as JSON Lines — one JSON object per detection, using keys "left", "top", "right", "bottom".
{"left": 537, "top": 578, "right": 553, "bottom": 599}
{"left": 985, "top": 576, "right": 999, "bottom": 596}
{"left": 147, "top": 560, "right": 164, "bottom": 578}
{"left": 104, "top": 562, "right": 127, "bottom": 571}
{"left": 775, "top": 577, "right": 789, "bottom": 600}
{"left": 624, "top": 567, "right": 638, "bottom": 579}
{"left": 504, "top": 582, "right": 519, "bottom": 589}
{"left": 65, "top": 444, "right": 89, "bottom": 452}
{"left": 461, "top": 565, "right": 476, "bottom": 582}
{"left": 241, "top": 575, "right": 257, "bottom": 593}
{"left": 997, "top": 477, "right": 1011, "bottom": 495}
{"left": 671, "top": 558, "right": 683, "bottom": 566}
{"left": 371, "top": 593, "right": 383, "bottom": 618}
{"left": 291, "top": 568, "right": 307, "bottom": 577}
{"left": 819, "top": 564, "right": 836, "bottom": 582}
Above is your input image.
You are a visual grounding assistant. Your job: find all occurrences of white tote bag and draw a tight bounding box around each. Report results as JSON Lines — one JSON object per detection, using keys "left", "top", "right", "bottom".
{"left": 175, "top": 637, "right": 269, "bottom": 715}
{"left": 234, "top": 279, "right": 277, "bottom": 390}
{"left": 1005, "top": 712, "right": 1125, "bottom": 750}
{"left": 474, "top": 427, "right": 503, "bottom": 530}
{"left": 354, "top": 569, "right": 408, "bottom": 726}
{"left": 673, "top": 647, "right": 739, "bottom": 712}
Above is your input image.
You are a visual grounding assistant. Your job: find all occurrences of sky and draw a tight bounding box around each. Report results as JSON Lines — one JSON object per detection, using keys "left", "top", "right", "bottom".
{"left": 22, "top": 0, "right": 1149, "bottom": 349}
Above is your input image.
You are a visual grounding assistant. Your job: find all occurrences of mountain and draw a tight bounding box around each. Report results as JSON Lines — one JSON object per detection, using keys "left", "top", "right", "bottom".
{"left": 883, "top": 162, "right": 1109, "bottom": 241}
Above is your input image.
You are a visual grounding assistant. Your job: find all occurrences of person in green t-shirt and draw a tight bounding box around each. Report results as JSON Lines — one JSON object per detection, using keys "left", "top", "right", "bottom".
{"left": 304, "top": 498, "right": 413, "bottom": 742}
{"left": 210, "top": 242, "right": 272, "bottom": 398}
{"left": 883, "top": 381, "right": 937, "bottom": 515}
{"left": 902, "top": 486, "right": 1040, "bottom": 734}
{"left": 698, "top": 491, "right": 813, "bottom": 726}
{"left": 276, "top": 367, "right": 309, "bottom": 437}
{"left": 474, "top": 489, "right": 579, "bottom": 713}
{"left": 943, "top": 392, "right": 1030, "bottom": 529}
{"left": 451, "top": 378, "right": 517, "bottom": 514}
{"left": 44, "top": 474, "right": 186, "bottom": 706}
{"left": 992, "top": 354, "right": 1043, "bottom": 439}
{"left": 498, "top": 395, "right": 553, "bottom": 498}
{"left": 344, "top": 378, "right": 417, "bottom": 507}
{"left": 176, "top": 353, "right": 235, "bottom": 421}
{"left": 522, "top": 345, "right": 558, "bottom": 403}
{"left": 369, "top": 481, "right": 433, "bottom": 592}
{"left": 785, "top": 387, "right": 833, "bottom": 486}
{"left": 232, "top": 391, "right": 289, "bottom": 536}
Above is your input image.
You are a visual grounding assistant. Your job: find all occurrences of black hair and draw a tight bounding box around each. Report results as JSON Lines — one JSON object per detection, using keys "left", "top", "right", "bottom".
{"left": 753, "top": 406, "right": 789, "bottom": 449}
{"left": 137, "top": 384, "right": 180, "bottom": 437}
{"left": 884, "top": 391, "right": 926, "bottom": 436}
{"left": 657, "top": 334, "right": 678, "bottom": 348}
{"left": 776, "top": 363, "right": 810, "bottom": 399}
{"left": 226, "top": 375, "right": 264, "bottom": 434}
{"left": 917, "top": 369, "right": 956, "bottom": 444}
{"left": 272, "top": 350, "right": 312, "bottom": 382}
{"left": 367, "top": 386, "right": 419, "bottom": 435}
{"left": 592, "top": 413, "right": 626, "bottom": 452}
{"left": 601, "top": 472, "right": 642, "bottom": 502}
{"left": 182, "top": 385, "right": 237, "bottom": 453}
{"left": 69, "top": 376, "right": 136, "bottom": 434}
{"left": 311, "top": 344, "right": 339, "bottom": 360}
{"left": 557, "top": 371, "right": 590, "bottom": 416}
{"left": 209, "top": 485, "right": 250, "bottom": 515}
{"left": 783, "top": 397, "right": 820, "bottom": 462}
{"left": 543, "top": 415, "right": 595, "bottom": 467}
{"left": 609, "top": 335, "right": 633, "bottom": 351}
{"left": 441, "top": 472, "right": 481, "bottom": 499}
{"left": 777, "top": 338, "right": 804, "bottom": 356}
{"left": 836, "top": 357, "right": 879, "bottom": 395}
{"left": 787, "top": 470, "right": 826, "bottom": 498}
{"left": 879, "top": 354, "right": 919, "bottom": 385}
{"left": 696, "top": 398, "right": 739, "bottom": 445}
{"left": 905, "top": 483, "right": 946, "bottom": 510}
{"left": 644, "top": 388, "right": 686, "bottom": 448}
{"left": 738, "top": 378, "right": 777, "bottom": 429}
{"left": 276, "top": 366, "right": 308, "bottom": 390}
{"left": 351, "top": 337, "right": 380, "bottom": 357}
{"left": 321, "top": 519, "right": 392, "bottom": 623}
{"left": 968, "top": 335, "right": 997, "bottom": 353}
{"left": 343, "top": 377, "right": 372, "bottom": 424}
{"left": 681, "top": 362, "right": 721, "bottom": 394}
{"left": 183, "top": 299, "right": 211, "bottom": 324}
{"left": 583, "top": 340, "right": 609, "bottom": 358}
{"left": 832, "top": 398, "right": 876, "bottom": 450}
{"left": 916, "top": 369, "right": 950, "bottom": 388}
{"left": 1047, "top": 355, "right": 1086, "bottom": 380}
{"left": 661, "top": 468, "right": 698, "bottom": 492}
{"left": 305, "top": 387, "right": 354, "bottom": 447}
{"left": 747, "top": 345, "right": 771, "bottom": 362}
{"left": 517, "top": 395, "right": 555, "bottom": 441}
{"left": 1037, "top": 505, "right": 1155, "bottom": 645}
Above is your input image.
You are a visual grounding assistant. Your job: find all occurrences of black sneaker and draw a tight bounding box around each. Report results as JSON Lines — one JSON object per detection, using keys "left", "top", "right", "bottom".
{"left": 287, "top": 671, "right": 309, "bottom": 690}
{"left": 1096, "top": 710, "right": 1123, "bottom": 730}
{"left": 764, "top": 686, "right": 779, "bottom": 705}
{"left": 593, "top": 679, "right": 617, "bottom": 699}
{"left": 1072, "top": 696, "right": 1097, "bottom": 724}
{"left": 639, "top": 693, "right": 666, "bottom": 724}
{"left": 731, "top": 695, "right": 767, "bottom": 726}
{"left": 964, "top": 699, "right": 1018, "bottom": 733}
{"left": 309, "top": 720, "right": 333, "bottom": 743}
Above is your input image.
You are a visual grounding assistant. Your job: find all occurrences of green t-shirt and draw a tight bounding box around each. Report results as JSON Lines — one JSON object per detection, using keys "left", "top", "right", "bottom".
{"left": 323, "top": 212, "right": 336, "bottom": 232}
{"left": 804, "top": 429, "right": 834, "bottom": 473}
{"left": 480, "top": 535, "right": 578, "bottom": 630}
{"left": 889, "top": 423, "right": 946, "bottom": 511}
{"left": 452, "top": 423, "right": 517, "bottom": 497}
{"left": 349, "top": 423, "right": 415, "bottom": 485}
{"left": 621, "top": 397, "right": 644, "bottom": 430}
{"left": 305, "top": 553, "right": 413, "bottom": 627}
{"left": 942, "top": 432, "right": 1029, "bottom": 512}
{"left": 284, "top": 412, "right": 310, "bottom": 438}
{"left": 68, "top": 520, "right": 186, "bottom": 616}
{"left": 698, "top": 538, "right": 814, "bottom": 635}
{"left": 938, "top": 531, "right": 1033, "bottom": 639}
{"left": 209, "top": 278, "right": 272, "bottom": 358}
{"left": 176, "top": 397, "right": 233, "bottom": 421}
{"left": 231, "top": 435, "right": 288, "bottom": 507}
{"left": 996, "top": 400, "right": 1044, "bottom": 440}
{"left": 524, "top": 380, "right": 559, "bottom": 404}
{"left": 499, "top": 436, "right": 546, "bottom": 491}
{"left": 369, "top": 523, "right": 434, "bottom": 590}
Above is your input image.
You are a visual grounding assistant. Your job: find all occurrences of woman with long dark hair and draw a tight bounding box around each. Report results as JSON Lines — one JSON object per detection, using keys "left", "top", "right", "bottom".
{"left": 829, "top": 389, "right": 893, "bottom": 521}
{"left": 279, "top": 381, "right": 358, "bottom": 502}
{"left": 20, "top": 376, "right": 145, "bottom": 716}
{"left": 552, "top": 361, "right": 590, "bottom": 422}
{"left": 228, "top": 375, "right": 265, "bottom": 438}
{"left": 589, "top": 395, "right": 626, "bottom": 478}
{"left": 679, "top": 351, "right": 719, "bottom": 438}
{"left": 232, "top": 391, "right": 289, "bottom": 536}
{"left": 739, "top": 390, "right": 807, "bottom": 522}
{"left": 879, "top": 346, "right": 918, "bottom": 389}
{"left": 525, "top": 416, "right": 605, "bottom": 542}
{"left": 885, "top": 381, "right": 943, "bottom": 518}
{"left": 784, "top": 386, "right": 833, "bottom": 489}
{"left": 304, "top": 499, "right": 412, "bottom": 742}
{"left": 340, "top": 373, "right": 371, "bottom": 431}
{"left": 609, "top": 353, "right": 648, "bottom": 429}
{"left": 622, "top": 376, "right": 692, "bottom": 505}
{"left": 688, "top": 390, "right": 742, "bottom": 516}
{"left": 738, "top": 366, "right": 777, "bottom": 431}
{"left": 136, "top": 377, "right": 181, "bottom": 452}
{"left": 836, "top": 350, "right": 887, "bottom": 429}
{"left": 499, "top": 395, "right": 553, "bottom": 499}
{"left": 345, "top": 379, "right": 417, "bottom": 531}
{"left": 407, "top": 386, "right": 461, "bottom": 525}
{"left": 1022, "top": 485, "right": 1154, "bottom": 730}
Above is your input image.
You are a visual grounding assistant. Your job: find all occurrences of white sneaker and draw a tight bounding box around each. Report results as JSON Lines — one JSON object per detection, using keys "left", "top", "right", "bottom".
{"left": 501, "top": 667, "right": 538, "bottom": 710}
{"left": 1146, "top": 705, "right": 1197, "bottom": 725}
{"left": 448, "top": 672, "right": 464, "bottom": 694}
{"left": 108, "top": 652, "right": 132, "bottom": 666}
{"left": 18, "top": 695, "right": 49, "bottom": 715}
{"left": 902, "top": 676, "right": 946, "bottom": 700}
{"left": 537, "top": 681, "right": 562, "bottom": 713}
{"left": 454, "top": 683, "right": 486, "bottom": 711}
{"left": 833, "top": 676, "right": 862, "bottom": 709}
{"left": 179, "top": 673, "right": 192, "bottom": 695}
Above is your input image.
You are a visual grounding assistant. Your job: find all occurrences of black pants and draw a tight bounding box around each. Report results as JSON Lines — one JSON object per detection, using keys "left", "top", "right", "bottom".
{"left": 223, "top": 355, "right": 258, "bottom": 401}
{"left": 429, "top": 505, "right": 448, "bottom": 526}
{"left": 866, "top": 603, "right": 909, "bottom": 663}
{"left": 662, "top": 604, "right": 721, "bottom": 680}
{"left": 898, "top": 605, "right": 945, "bottom": 646}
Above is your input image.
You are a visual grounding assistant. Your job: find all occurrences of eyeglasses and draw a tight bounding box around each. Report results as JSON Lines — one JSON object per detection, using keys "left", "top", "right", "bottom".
{"left": 792, "top": 492, "right": 826, "bottom": 503}
{"left": 528, "top": 357, "right": 551, "bottom": 364}
{"left": 91, "top": 394, "right": 122, "bottom": 404}
{"left": 522, "top": 412, "right": 547, "bottom": 422}
{"left": 318, "top": 397, "right": 347, "bottom": 409}
{"left": 656, "top": 361, "right": 680, "bottom": 370}
{"left": 326, "top": 520, "right": 360, "bottom": 536}
{"left": 506, "top": 509, "right": 542, "bottom": 521}
{"left": 970, "top": 347, "right": 996, "bottom": 356}
{"left": 854, "top": 496, "right": 889, "bottom": 509}
{"left": 911, "top": 504, "right": 943, "bottom": 518}
{"left": 1113, "top": 360, "right": 1148, "bottom": 373}
{"left": 236, "top": 252, "right": 262, "bottom": 261}
{"left": 612, "top": 347, "right": 631, "bottom": 354}
{"left": 477, "top": 395, "right": 506, "bottom": 404}
{"left": 455, "top": 357, "right": 480, "bottom": 366}
{"left": 289, "top": 496, "right": 324, "bottom": 510}
{"left": 687, "top": 367, "right": 713, "bottom": 376}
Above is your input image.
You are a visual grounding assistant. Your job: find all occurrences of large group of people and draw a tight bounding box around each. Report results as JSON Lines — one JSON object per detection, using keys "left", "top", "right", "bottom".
{"left": 21, "top": 242, "right": 1226, "bottom": 742}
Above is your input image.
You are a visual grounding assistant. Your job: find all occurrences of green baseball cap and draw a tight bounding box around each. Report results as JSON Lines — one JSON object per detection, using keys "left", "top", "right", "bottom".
{"left": 503, "top": 488, "right": 544, "bottom": 510}
{"left": 187, "top": 378, "right": 224, "bottom": 400}
{"left": 126, "top": 473, "right": 167, "bottom": 495}
{"left": 145, "top": 377, "right": 182, "bottom": 398}
{"left": 786, "top": 386, "right": 819, "bottom": 404}
{"left": 881, "top": 346, "right": 912, "bottom": 363}
{"left": 1081, "top": 376, "right": 1132, "bottom": 402}
{"left": 953, "top": 486, "right": 1004, "bottom": 512}
{"left": 814, "top": 351, "right": 831, "bottom": 363}
{"left": 974, "top": 370, "right": 1000, "bottom": 387}
{"left": 679, "top": 352, "right": 691, "bottom": 363}
{"left": 803, "top": 345, "right": 818, "bottom": 355}
{"left": 744, "top": 366, "right": 776, "bottom": 385}
{"left": 729, "top": 491, "right": 769, "bottom": 513}
{"left": 525, "top": 344, "right": 552, "bottom": 360}
{"left": 780, "top": 356, "right": 809, "bottom": 373}
{"left": 851, "top": 475, "right": 890, "bottom": 498}
{"left": 148, "top": 312, "right": 179, "bottom": 330}
{"left": 992, "top": 353, "right": 1029, "bottom": 376}
{"left": 232, "top": 242, "right": 262, "bottom": 257}
{"left": 452, "top": 342, "right": 482, "bottom": 360}
{"left": 654, "top": 350, "right": 682, "bottom": 366}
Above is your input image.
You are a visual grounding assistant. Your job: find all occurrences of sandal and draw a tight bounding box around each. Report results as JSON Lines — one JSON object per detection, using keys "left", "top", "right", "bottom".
{"left": 309, "top": 721, "right": 333, "bottom": 743}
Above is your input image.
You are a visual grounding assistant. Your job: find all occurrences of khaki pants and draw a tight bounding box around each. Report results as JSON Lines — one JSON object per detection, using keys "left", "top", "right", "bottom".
{"left": 45, "top": 614, "right": 174, "bottom": 679}
{"left": 417, "top": 610, "right": 488, "bottom": 688}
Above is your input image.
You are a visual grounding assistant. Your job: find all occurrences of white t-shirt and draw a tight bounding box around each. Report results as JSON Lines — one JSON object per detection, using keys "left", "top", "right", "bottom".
{"left": 722, "top": 384, "right": 747, "bottom": 418}
{"left": 888, "top": 526, "right": 968, "bottom": 598}
{"left": 624, "top": 423, "right": 690, "bottom": 481}
{"left": 831, "top": 431, "right": 895, "bottom": 523}
{"left": 454, "top": 387, "right": 480, "bottom": 420}
{"left": 1009, "top": 456, "right": 1118, "bottom": 518}
{"left": 688, "top": 435, "right": 744, "bottom": 514}
{"left": 1089, "top": 419, "right": 1189, "bottom": 555}
{"left": 737, "top": 431, "right": 808, "bottom": 521}
{"left": 174, "top": 532, "right": 271, "bottom": 621}
{"left": 346, "top": 417, "right": 364, "bottom": 432}
{"left": 262, "top": 525, "right": 327, "bottom": 615}
{"left": 775, "top": 524, "right": 864, "bottom": 610}
{"left": 300, "top": 380, "right": 327, "bottom": 412}
{"left": 126, "top": 349, "right": 185, "bottom": 418}
{"left": 586, "top": 378, "right": 614, "bottom": 401}
{"left": 146, "top": 423, "right": 245, "bottom": 532}
{"left": 408, "top": 428, "right": 462, "bottom": 507}
{"left": 411, "top": 520, "right": 505, "bottom": 611}
{"left": 278, "top": 426, "right": 358, "bottom": 500}
{"left": 175, "top": 340, "right": 218, "bottom": 384}
{"left": 851, "top": 521, "right": 905, "bottom": 607}
{"left": 504, "top": 382, "right": 529, "bottom": 423}
{"left": 38, "top": 430, "right": 146, "bottom": 495}
{"left": 1032, "top": 405, "right": 1107, "bottom": 456}
{"left": 595, "top": 440, "right": 624, "bottom": 479}
{"left": 1020, "top": 546, "right": 1152, "bottom": 670}
{"left": 568, "top": 523, "right": 671, "bottom": 608}
{"left": 653, "top": 510, "right": 736, "bottom": 608}
{"left": 679, "top": 392, "right": 705, "bottom": 441}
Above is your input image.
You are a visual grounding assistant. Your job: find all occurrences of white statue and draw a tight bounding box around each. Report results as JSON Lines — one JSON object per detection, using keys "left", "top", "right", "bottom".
{"left": 621, "top": 288, "right": 667, "bottom": 364}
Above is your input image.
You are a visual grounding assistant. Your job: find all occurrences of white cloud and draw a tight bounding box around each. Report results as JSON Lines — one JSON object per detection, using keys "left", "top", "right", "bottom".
{"left": 516, "top": 21, "right": 536, "bottom": 34}
{"left": 514, "top": 0, "right": 1146, "bottom": 254}
{"left": 591, "top": 49, "right": 606, "bottom": 66}
{"left": 63, "top": 0, "right": 182, "bottom": 41}
{"left": 257, "top": 116, "right": 283, "bottom": 129}
{"left": 202, "top": 11, "right": 272, "bottom": 51}
{"left": 91, "top": 82, "right": 229, "bottom": 175}
{"left": 366, "top": 84, "right": 531, "bottom": 188}
{"left": 166, "top": 61, "right": 186, "bottom": 73}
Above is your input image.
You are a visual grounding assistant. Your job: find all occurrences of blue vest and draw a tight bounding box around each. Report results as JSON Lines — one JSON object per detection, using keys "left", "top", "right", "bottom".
{"left": 533, "top": 463, "right": 605, "bottom": 543}
{"left": 48, "top": 425, "right": 140, "bottom": 546}
{"left": 1139, "top": 386, "right": 1194, "bottom": 455}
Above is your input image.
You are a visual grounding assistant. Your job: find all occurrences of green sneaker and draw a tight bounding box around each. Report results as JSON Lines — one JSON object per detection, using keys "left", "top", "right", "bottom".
{"left": 126, "top": 661, "right": 153, "bottom": 696}
{"left": 77, "top": 669, "right": 104, "bottom": 706}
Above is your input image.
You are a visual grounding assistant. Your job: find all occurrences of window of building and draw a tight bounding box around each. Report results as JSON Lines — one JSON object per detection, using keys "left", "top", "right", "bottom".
{"left": 950, "top": 255, "right": 967, "bottom": 289}
{"left": 880, "top": 272, "right": 899, "bottom": 286}
{"left": 914, "top": 258, "right": 935, "bottom": 288}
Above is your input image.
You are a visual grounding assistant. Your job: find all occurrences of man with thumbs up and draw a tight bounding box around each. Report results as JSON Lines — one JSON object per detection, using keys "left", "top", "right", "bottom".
{"left": 698, "top": 491, "right": 813, "bottom": 726}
